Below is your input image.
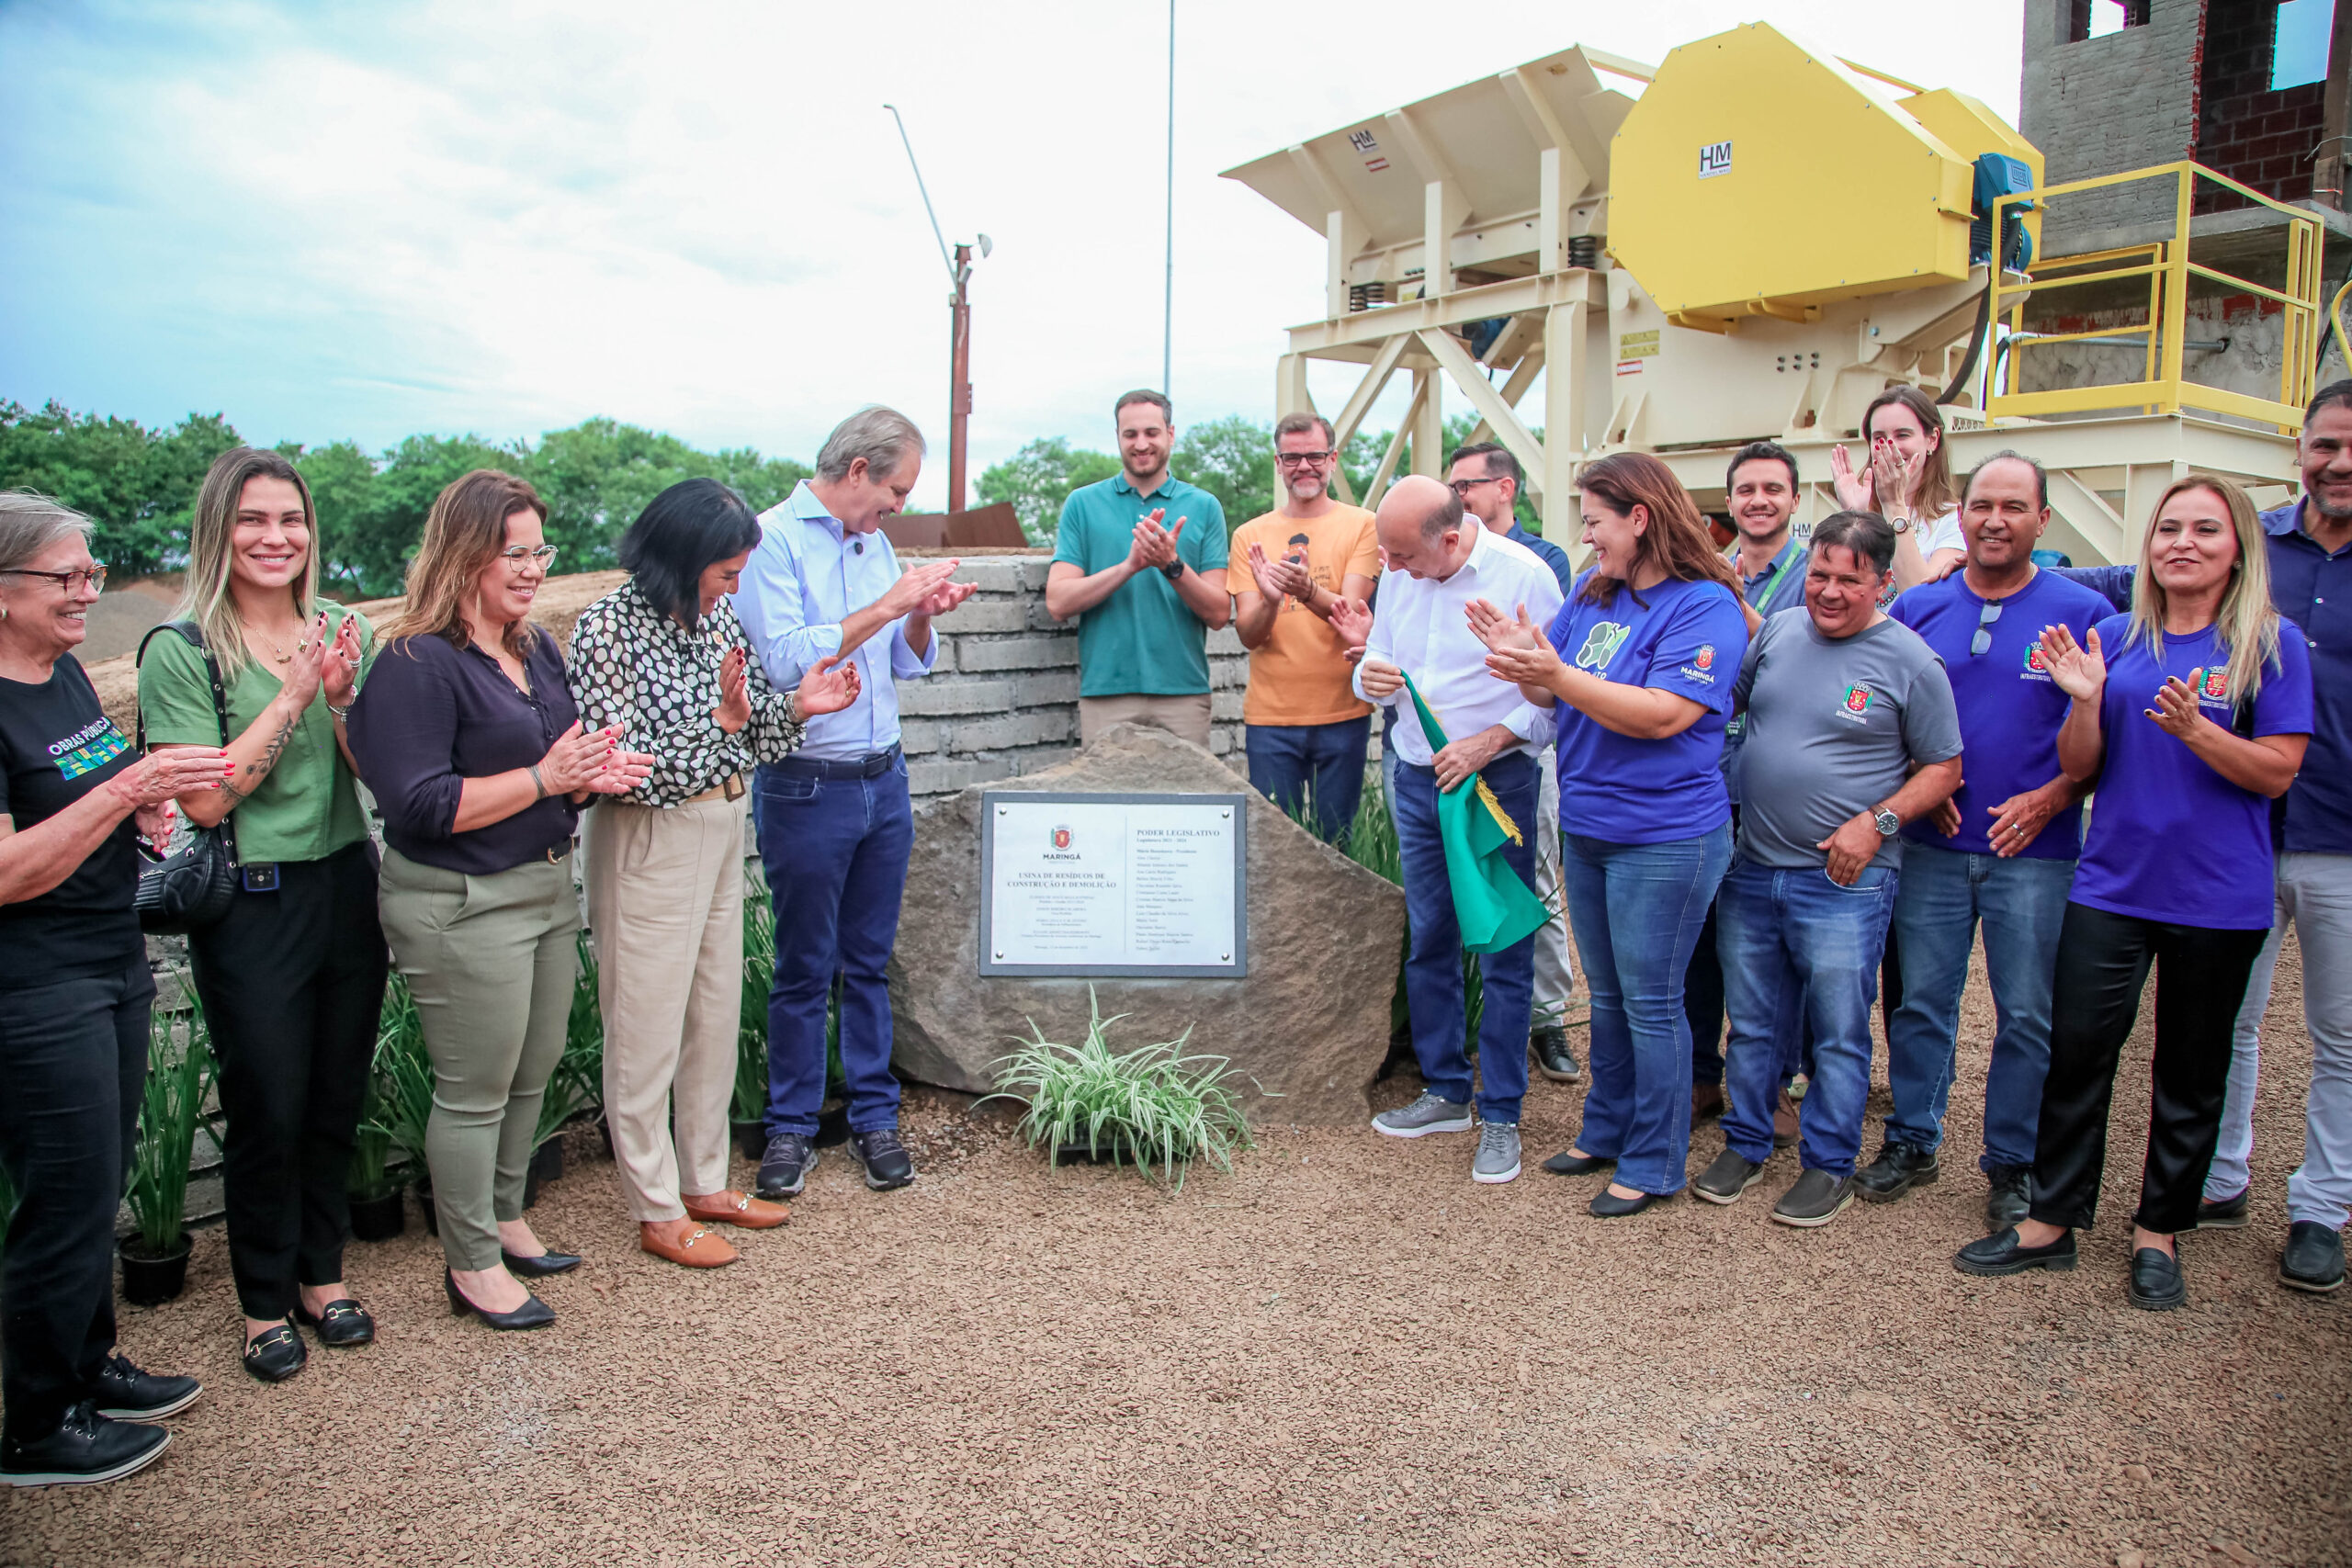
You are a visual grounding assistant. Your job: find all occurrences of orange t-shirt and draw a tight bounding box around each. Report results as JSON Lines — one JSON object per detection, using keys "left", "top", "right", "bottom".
{"left": 1230, "top": 505, "right": 1381, "bottom": 726}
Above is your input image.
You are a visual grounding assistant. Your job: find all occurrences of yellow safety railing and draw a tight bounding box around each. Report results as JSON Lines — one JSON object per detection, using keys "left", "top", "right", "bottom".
{"left": 1984, "top": 163, "right": 2323, "bottom": 434}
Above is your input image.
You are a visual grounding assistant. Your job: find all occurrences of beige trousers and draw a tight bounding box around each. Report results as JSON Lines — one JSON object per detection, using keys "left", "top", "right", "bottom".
{"left": 584, "top": 792, "right": 748, "bottom": 1222}
{"left": 1077, "top": 692, "right": 1213, "bottom": 748}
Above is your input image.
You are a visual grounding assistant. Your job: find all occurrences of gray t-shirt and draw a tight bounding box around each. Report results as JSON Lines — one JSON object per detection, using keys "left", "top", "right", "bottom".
{"left": 1731, "top": 607, "right": 1962, "bottom": 871}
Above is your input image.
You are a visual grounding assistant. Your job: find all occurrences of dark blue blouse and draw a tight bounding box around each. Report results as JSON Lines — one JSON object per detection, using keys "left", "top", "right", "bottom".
{"left": 347, "top": 630, "right": 581, "bottom": 874}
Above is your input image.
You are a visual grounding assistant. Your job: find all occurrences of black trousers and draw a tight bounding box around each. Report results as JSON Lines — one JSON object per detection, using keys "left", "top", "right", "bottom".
{"left": 0, "top": 953, "right": 150, "bottom": 1441}
{"left": 188, "top": 842, "right": 388, "bottom": 1320}
{"left": 2029, "top": 900, "right": 2268, "bottom": 1235}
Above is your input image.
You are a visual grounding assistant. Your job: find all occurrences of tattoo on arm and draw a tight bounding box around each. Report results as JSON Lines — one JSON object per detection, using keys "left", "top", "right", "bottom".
{"left": 223, "top": 712, "right": 299, "bottom": 807}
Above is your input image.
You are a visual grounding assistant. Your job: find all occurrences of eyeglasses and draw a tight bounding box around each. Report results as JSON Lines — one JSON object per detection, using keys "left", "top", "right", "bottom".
{"left": 498, "top": 546, "right": 559, "bottom": 570}
{"left": 1, "top": 565, "right": 107, "bottom": 594}
{"left": 1969, "top": 597, "right": 2003, "bottom": 656}
{"left": 1447, "top": 476, "right": 1502, "bottom": 498}
{"left": 1274, "top": 450, "right": 1335, "bottom": 467}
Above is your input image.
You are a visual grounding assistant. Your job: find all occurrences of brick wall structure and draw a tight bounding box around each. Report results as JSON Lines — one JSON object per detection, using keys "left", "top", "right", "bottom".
{"left": 2196, "top": 0, "right": 2332, "bottom": 209}
{"left": 897, "top": 553, "right": 1251, "bottom": 798}
{"left": 2020, "top": 0, "right": 2206, "bottom": 249}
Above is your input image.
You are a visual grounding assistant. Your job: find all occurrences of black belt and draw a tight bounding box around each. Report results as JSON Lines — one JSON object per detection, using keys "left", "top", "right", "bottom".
{"left": 771, "top": 744, "right": 901, "bottom": 780}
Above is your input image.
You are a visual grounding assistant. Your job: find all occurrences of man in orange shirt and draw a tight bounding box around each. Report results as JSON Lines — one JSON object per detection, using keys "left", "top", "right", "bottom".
{"left": 1231, "top": 413, "right": 1380, "bottom": 842}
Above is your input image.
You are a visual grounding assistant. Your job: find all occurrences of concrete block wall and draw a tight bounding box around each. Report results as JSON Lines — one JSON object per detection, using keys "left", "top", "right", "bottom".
{"left": 899, "top": 555, "right": 1249, "bottom": 798}
{"left": 2019, "top": 0, "right": 2203, "bottom": 251}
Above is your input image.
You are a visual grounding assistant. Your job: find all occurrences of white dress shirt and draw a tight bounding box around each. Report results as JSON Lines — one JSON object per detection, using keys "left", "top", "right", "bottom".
{"left": 1352, "top": 520, "right": 1563, "bottom": 766}
{"left": 735, "top": 480, "right": 937, "bottom": 761}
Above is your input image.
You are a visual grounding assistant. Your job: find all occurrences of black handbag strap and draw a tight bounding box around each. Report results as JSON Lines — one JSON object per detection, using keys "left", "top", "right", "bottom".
{"left": 133, "top": 619, "right": 239, "bottom": 864}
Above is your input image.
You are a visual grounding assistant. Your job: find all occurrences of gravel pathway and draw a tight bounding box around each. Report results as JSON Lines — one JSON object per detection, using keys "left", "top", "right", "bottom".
{"left": 6, "top": 940, "right": 2345, "bottom": 1567}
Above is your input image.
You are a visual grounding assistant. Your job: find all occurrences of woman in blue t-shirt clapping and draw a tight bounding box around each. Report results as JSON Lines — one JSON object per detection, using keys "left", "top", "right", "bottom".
{"left": 1955, "top": 476, "right": 2312, "bottom": 1309}
{"left": 1470, "top": 453, "right": 1751, "bottom": 1216}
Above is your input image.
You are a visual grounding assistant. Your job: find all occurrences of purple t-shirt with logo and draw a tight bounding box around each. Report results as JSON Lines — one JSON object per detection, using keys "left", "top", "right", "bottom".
{"left": 1544, "top": 574, "right": 1749, "bottom": 846}
{"left": 1890, "top": 569, "right": 2114, "bottom": 860}
{"left": 2071, "top": 613, "right": 2316, "bottom": 929}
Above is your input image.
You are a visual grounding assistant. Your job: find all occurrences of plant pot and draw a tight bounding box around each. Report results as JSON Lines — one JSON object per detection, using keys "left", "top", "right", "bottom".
{"left": 119, "top": 1236, "right": 192, "bottom": 1306}
{"left": 415, "top": 1179, "right": 438, "bottom": 1236}
{"left": 348, "top": 1188, "right": 405, "bottom": 1243}
{"left": 733, "top": 1119, "right": 767, "bottom": 1161}
{"left": 813, "top": 1099, "right": 851, "bottom": 1149}
{"left": 522, "top": 1139, "right": 563, "bottom": 1211}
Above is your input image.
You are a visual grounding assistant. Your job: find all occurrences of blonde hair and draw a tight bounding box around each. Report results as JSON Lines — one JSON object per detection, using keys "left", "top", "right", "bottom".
{"left": 380, "top": 469, "right": 547, "bottom": 659}
{"left": 2125, "top": 475, "right": 2282, "bottom": 703}
{"left": 175, "top": 448, "right": 322, "bottom": 680}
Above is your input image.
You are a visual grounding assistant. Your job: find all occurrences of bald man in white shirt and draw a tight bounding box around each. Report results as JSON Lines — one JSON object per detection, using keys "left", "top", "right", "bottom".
{"left": 1354, "top": 476, "right": 1564, "bottom": 1185}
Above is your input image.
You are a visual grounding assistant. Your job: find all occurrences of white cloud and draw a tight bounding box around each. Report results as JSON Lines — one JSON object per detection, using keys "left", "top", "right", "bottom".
{"left": 0, "top": 0, "right": 2025, "bottom": 510}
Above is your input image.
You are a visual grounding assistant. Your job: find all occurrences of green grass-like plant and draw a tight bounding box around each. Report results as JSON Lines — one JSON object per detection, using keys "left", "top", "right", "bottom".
{"left": 733, "top": 876, "right": 776, "bottom": 1122}
{"left": 366, "top": 975, "right": 435, "bottom": 1180}
{"left": 981, "top": 993, "right": 1256, "bottom": 1191}
{"left": 536, "top": 928, "right": 605, "bottom": 1148}
{"left": 125, "top": 998, "right": 216, "bottom": 1257}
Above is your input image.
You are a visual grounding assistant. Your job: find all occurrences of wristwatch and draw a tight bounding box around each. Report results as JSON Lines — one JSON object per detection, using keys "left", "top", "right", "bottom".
{"left": 1160, "top": 558, "right": 1185, "bottom": 581}
{"left": 1871, "top": 805, "right": 1901, "bottom": 838}
{"left": 1887, "top": 514, "right": 1913, "bottom": 536}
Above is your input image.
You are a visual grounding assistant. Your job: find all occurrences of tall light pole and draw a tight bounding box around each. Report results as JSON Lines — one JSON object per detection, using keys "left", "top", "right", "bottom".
{"left": 1163, "top": 0, "right": 1175, "bottom": 400}
{"left": 885, "top": 104, "right": 988, "bottom": 513}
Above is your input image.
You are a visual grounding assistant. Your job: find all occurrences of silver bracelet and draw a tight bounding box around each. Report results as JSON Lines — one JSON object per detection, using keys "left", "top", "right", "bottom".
{"left": 527, "top": 762, "right": 548, "bottom": 800}
{"left": 327, "top": 702, "right": 353, "bottom": 721}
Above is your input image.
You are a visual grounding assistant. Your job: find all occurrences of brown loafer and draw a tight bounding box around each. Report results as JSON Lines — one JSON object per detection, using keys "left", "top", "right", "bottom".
{"left": 639, "top": 1224, "right": 737, "bottom": 1269}
{"left": 1691, "top": 1082, "right": 1725, "bottom": 1127}
{"left": 683, "top": 1190, "right": 790, "bottom": 1230}
{"left": 1773, "top": 1089, "right": 1800, "bottom": 1150}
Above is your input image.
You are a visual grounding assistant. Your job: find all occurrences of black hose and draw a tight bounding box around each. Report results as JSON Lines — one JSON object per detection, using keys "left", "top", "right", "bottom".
{"left": 1935, "top": 264, "right": 1997, "bottom": 406}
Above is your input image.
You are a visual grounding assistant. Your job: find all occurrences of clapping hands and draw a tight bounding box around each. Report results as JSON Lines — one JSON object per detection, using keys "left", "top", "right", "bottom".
{"left": 2039, "top": 624, "right": 2106, "bottom": 702}
{"left": 796, "top": 653, "right": 861, "bottom": 717}
{"left": 1130, "top": 509, "right": 1188, "bottom": 572}
{"left": 540, "top": 722, "right": 656, "bottom": 797}
{"left": 1245, "top": 543, "right": 1312, "bottom": 603}
{"left": 1469, "top": 600, "right": 1565, "bottom": 694}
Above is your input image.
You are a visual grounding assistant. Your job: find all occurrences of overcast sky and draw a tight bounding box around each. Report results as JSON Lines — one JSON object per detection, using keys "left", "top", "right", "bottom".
{"left": 0, "top": 0, "right": 2027, "bottom": 511}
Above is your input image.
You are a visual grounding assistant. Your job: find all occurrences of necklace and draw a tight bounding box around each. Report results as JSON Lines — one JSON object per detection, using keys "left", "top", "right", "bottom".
{"left": 253, "top": 624, "right": 308, "bottom": 665}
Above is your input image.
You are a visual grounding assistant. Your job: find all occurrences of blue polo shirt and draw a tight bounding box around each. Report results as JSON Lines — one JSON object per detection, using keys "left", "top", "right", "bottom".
{"left": 1507, "top": 522, "right": 1576, "bottom": 600}
{"left": 1051, "top": 473, "right": 1229, "bottom": 698}
{"left": 2059, "top": 499, "right": 2352, "bottom": 854}
{"left": 2070, "top": 612, "right": 2315, "bottom": 929}
{"left": 1545, "top": 573, "right": 1749, "bottom": 845}
{"left": 1890, "top": 567, "right": 2113, "bottom": 859}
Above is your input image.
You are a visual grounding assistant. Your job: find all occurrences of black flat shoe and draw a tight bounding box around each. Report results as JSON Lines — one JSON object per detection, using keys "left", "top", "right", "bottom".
{"left": 241, "top": 1323, "right": 308, "bottom": 1384}
{"left": 293, "top": 1299, "right": 376, "bottom": 1348}
{"left": 89, "top": 1353, "right": 201, "bottom": 1422}
{"left": 2127, "top": 1247, "right": 2187, "bottom": 1312}
{"left": 444, "top": 1271, "right": 555, "bottom": 1332}
{"left": 1952, "top": 1226, "right": 2078, "bottom": 1278}
{"left": 500, "top": 1248, "right": 582, "bottom": 1279}
{"left": 1541, "top": 1150, "right": 1615, "bottom": 1177}
{"left": 1589, "top": 1189, "right": 1662, "bottom": 1218}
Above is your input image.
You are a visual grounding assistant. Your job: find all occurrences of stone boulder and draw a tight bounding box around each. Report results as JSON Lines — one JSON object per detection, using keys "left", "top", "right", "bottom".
{"left": 888, "top": 723, "right": 1404, "bottom": 1124}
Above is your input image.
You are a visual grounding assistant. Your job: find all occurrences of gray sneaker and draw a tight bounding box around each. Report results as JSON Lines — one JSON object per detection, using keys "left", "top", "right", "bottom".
{"left": 1371, "top": 1092, "right": 1475, "bottom": 1139}
{"left": 1770, "top": 1168, "right": 1855, "bottom": 1228}
{"left": 1472, "top": 1122, "right": 1521, "bottom": 1184}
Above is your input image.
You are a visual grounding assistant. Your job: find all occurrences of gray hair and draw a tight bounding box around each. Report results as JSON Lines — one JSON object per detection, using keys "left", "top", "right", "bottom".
{"left": 0, "top": 491, "right": 95, "bottom": 575}
{"left": 814, "top": 406, "right": 926, "bottom": 483}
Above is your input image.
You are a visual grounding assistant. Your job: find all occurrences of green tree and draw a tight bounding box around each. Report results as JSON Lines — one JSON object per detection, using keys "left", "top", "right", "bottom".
{"left": 0, "top": 400, "right": 243, "bottom": 575}
{"left": 1172, "top": 414, "right": 1275, "bottom": 535}
{"left": 978, "top": 436, "right": 1121, "bottom": 546}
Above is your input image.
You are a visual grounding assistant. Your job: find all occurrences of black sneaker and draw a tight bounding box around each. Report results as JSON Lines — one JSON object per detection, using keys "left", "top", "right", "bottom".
{"left": 2197, "top": 1188, "right": 2251, "bottom": 1229}
{"left": 89, "top": 1355, "right": 200, "bottom": 1422}
{"left": 1853, "top": 1141, "right": 1940, "bottom": 1204}
{"left": 850, "top": 1128, "right": 916, "bottom": 1191}
{"left": 1953, "top": 1225, "right": 2077, "bottom": 1277}
{"left": 1530, "top": 1028, "right": 1582, "bottom": 1083}
{"left": 1770, "top": 1168, "right": 1855, "bottom": 1228}
{"left": 2279, "top": 1220, "right": 2346, "bottom": 1293}
{"left": 1692, "top": 1147, "right": 1767, "bottom": 1205}
{"left": 1984, "top": 1164, "right": 2032, "bottom": 1231}
{"left": 756, "top": 1133, "right": 819, "bottom": 1201}
{"left": 0, "top": 1403, "right": 169, "bottom": 1488}
{"left": 2127, "top": 1247, "right": 2187, "bottom": 1312}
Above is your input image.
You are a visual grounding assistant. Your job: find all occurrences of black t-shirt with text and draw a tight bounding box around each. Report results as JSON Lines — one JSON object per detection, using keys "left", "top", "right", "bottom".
{"left": 0, "top": 655, "right": 142, "bottom": 984}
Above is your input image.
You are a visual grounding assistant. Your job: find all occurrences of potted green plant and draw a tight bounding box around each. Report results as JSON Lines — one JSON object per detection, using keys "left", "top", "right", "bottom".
{"left": 121, "top": 1001, "right": 216, "bottom": 1305}
{"left": 981, "top": 992, "right": 1257, "bottom": 1192}
{"left": 368, "top": 976, "right": 437, "bottom": 1235}
{"left": 526, "top": 929, "right": 603, "bottom": 1207}
{"left": 346, "top": 1062, "right": 403, "bottom": 1242}
{"left": 732, "top": 888, "right": 775, "bottom": 1160}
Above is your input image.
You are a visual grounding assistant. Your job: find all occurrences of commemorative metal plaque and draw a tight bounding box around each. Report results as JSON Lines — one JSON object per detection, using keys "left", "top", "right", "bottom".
{"left": 978, "top": 791, "right": 1248, "bottom": 977}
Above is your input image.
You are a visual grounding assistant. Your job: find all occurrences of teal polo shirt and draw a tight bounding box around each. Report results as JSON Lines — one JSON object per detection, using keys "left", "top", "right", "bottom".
{"left": 1051, "top": 473, "right": 1229, "bottom": 697}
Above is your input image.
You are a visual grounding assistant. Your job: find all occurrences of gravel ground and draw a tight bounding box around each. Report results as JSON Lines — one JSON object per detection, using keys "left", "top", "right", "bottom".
{"left": 6, "top": 939, "right": 2346, "bottom": 1568}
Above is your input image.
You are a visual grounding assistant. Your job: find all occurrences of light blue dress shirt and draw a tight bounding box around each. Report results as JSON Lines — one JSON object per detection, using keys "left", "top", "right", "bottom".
{"left": 735, "top": 480, "right": 937, "bottom": 761}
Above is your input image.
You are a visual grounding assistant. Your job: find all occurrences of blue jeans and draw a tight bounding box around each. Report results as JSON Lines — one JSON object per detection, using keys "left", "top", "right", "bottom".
{"left": 1885, "top": 843, "right": 2075, "bottom": 1170}
{"left": 1717, "top": 857, "right": 1899, "bottom": 1176}
{"left": 1392, "top": 750, "right": 1540, "bottom": 1123}
{"left": 754, "top": 754, "right": 914, "bottom": 1137}
{"left": 1561, "top": 823, "right": 1733, "bottom": 1194}
{"left": 1246, "top": 716, "right": 1370, "bottom": 844}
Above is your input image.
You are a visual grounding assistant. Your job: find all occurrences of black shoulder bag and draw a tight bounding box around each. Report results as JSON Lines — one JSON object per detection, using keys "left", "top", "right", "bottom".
{"left": 131, "top": 620, "right": 240, "bottom": 934}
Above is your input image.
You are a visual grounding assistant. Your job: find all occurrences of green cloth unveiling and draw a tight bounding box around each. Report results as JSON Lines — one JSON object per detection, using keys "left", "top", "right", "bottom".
{"left": 1398, "top": 670, "right": 1552, "bottom": 954}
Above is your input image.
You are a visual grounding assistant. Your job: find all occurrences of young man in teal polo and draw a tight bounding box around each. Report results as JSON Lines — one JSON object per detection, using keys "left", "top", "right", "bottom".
{"left": 1044, "top": 389, "right": 1229, "bottom": 745}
